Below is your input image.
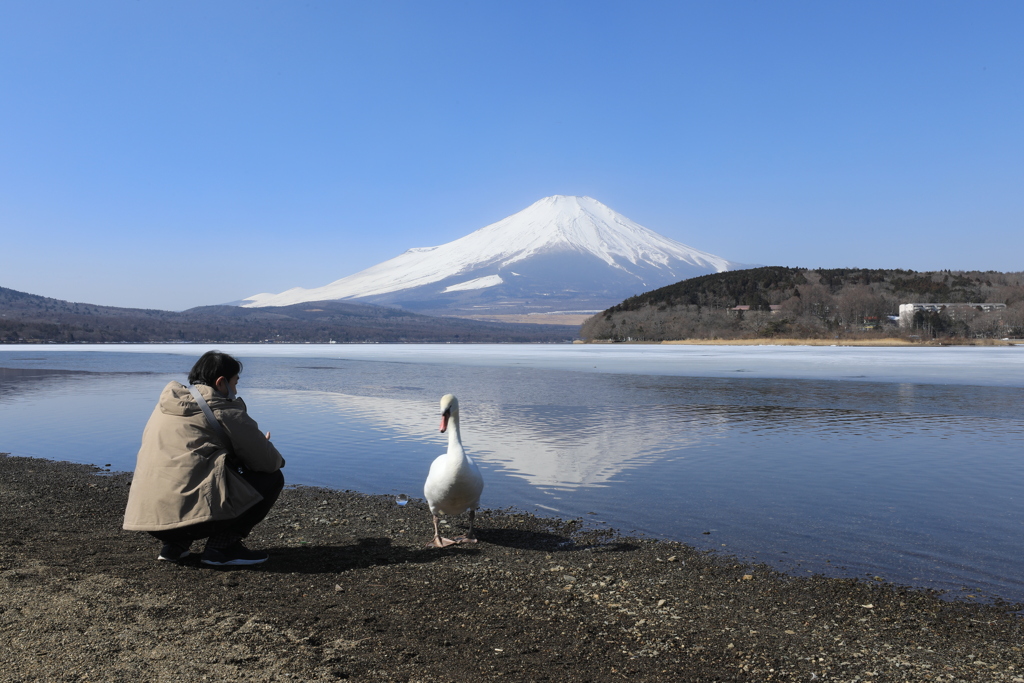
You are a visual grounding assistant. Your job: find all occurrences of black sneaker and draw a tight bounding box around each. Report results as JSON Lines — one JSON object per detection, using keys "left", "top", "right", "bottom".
{"left": 157, "top": 543, "right": 191, "bottom": 562}
{"left": 201, "top": 542, "right": 269, "bottom": 566}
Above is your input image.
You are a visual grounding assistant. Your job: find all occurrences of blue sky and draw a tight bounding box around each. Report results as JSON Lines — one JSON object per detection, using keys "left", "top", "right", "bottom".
{"left": 2, "top": 1, "right": 1022, "bottom": 310}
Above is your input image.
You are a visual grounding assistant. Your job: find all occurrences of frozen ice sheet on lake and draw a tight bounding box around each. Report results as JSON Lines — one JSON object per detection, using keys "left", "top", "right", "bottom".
{"left": 7, "top": 343, "right": 1024, "bottom": 387}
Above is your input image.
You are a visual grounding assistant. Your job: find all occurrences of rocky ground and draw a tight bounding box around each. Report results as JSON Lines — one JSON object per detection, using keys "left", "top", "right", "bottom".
{"left": 2, "top": 454, "right": 1023, "bottom": 682}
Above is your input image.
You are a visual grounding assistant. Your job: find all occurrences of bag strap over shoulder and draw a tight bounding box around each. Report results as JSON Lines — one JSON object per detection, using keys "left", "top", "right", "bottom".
{"left": 188, "top": 385, "right": 228, "bottom": 441}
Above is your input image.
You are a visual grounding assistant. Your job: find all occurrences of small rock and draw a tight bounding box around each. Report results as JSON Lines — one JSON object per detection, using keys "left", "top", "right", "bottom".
{"left": 666, "top": 556, "right": 678, "bottom": 562}
{"left": 331, "top": 639, "right": 363, "bottom": 650}
{"left": 742, "top": 574, "right": 753, "bottom": 580}
{"left": 656, "top": 599, "right": 667, "bottom": 607}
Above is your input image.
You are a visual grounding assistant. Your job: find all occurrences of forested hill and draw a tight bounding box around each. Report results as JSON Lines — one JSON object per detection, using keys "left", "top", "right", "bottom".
{"left": 580, "top": 267, "right": 1024, "bottom": 341}
{"left": 0, "top": 287, "right": 578, "bottom": 343}
{"left": 606, "top": 267, "right": 809, "bottom": 312}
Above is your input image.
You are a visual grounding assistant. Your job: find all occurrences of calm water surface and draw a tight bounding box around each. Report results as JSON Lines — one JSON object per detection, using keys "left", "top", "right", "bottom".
{"left": 1, "top": 344, "right": 1022, "bottom": 603}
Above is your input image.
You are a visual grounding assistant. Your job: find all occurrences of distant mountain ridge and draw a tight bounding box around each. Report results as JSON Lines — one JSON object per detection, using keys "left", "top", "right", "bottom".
{"left": 0, "top": 286, "right": 578, "bottom": 344}
{"left": 241, "top": 195, "right": 747, "bottom": 315}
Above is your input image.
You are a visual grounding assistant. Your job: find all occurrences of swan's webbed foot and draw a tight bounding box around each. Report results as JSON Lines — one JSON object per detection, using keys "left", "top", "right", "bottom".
{"left": 428, "top": 515, "right": 458, "bottom": 548}
{"left": 428, "top": 536, "right": 458, "bottom": 548}
{"left": 453, "top": 510, "right": 478, "bottom": 543}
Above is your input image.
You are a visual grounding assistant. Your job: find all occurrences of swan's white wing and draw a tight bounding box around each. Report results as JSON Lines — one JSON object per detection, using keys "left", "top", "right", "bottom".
{"left": 424, "top": 455, "right": 484, "bottom": 515}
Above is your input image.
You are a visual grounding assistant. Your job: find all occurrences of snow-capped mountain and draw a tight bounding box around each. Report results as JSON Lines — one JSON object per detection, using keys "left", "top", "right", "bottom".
{"left": 241, "top": 195, "right": 746, "bottom": 315}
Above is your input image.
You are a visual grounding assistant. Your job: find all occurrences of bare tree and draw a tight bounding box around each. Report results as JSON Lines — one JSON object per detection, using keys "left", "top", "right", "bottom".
{"left": 836, "top": 286, "right": 887, "bottom": 327}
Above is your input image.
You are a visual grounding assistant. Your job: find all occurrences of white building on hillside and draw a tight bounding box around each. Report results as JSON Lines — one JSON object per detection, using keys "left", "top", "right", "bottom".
{"left": 898, "top": 302, "right": 1007, "bottom": 327}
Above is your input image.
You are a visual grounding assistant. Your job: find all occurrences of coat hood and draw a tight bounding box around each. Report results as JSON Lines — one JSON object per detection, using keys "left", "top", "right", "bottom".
{"left": 158, "top": 381, "right": 235, "bottom": 417}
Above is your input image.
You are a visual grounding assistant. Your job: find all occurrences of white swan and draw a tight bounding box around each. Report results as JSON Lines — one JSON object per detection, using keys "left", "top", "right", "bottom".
{"left": 423, "top": 394, "right": 484, "bottom": 547}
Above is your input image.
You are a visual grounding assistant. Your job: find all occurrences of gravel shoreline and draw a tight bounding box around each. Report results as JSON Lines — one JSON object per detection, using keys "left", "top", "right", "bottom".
{"left": 2, "top": 454, "right": 1023, "bottom": 682}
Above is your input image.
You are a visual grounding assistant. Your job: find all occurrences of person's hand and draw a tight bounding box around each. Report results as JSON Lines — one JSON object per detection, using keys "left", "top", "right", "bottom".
{"left": 265, "top": 431, "right": 271, "bottom": 440}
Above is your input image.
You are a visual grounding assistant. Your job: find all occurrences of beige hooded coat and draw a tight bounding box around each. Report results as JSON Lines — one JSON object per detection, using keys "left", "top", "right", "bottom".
{"left": 123, "top": 381, "right": 285, "bottom": 531}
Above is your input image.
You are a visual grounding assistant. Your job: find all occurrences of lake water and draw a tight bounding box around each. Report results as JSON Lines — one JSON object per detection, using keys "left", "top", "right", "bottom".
{"left": 2, "top": 343, "right": 1023, "bottom": 603}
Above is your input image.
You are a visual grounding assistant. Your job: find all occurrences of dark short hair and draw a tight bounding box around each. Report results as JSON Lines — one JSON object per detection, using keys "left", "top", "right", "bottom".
{"left": 188, "top": 351, "right": 243, "bottom": 387}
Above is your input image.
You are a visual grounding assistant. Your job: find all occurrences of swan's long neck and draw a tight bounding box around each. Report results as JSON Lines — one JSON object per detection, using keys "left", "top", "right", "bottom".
{"left": 447, "top": 413, "right": 464, "bottom": 455}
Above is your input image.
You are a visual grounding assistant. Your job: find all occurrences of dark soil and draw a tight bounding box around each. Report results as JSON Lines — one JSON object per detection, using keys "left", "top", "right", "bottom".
{"left": 2, "top": 454, "right": 1023, "bottom": 682}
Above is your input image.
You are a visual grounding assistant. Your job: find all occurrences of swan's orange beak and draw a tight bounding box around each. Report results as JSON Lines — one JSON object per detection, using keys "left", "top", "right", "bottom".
{"left": 439, "top": 410, "right": 450, "bottom": 433}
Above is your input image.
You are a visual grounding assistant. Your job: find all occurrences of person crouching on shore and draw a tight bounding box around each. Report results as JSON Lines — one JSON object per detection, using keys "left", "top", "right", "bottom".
{"left": 123, "top": 351, "right": 285, "bottom": 566}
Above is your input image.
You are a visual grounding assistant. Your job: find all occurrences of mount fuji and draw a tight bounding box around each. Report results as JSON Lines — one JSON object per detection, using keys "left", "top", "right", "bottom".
{"left": 240, "top": 196, "right": 747, "bottom": 317}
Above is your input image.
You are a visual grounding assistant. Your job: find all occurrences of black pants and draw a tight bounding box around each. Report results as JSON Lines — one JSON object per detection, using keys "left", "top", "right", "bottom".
{"left": 149, "top": 469, "right": 285, "bottom": 547}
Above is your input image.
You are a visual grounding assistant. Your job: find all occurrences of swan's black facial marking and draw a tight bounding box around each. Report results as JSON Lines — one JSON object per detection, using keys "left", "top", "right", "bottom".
{"left": 438, "top": 394, "right": 457, "bottom": 432}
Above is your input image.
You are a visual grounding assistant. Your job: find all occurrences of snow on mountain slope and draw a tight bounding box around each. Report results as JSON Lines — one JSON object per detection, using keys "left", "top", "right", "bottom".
{"left": 240, "top": 196, "right": 744, "bottom": 310}
{"left": 443, "top": 275, "right": 504, "bottom": 293}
